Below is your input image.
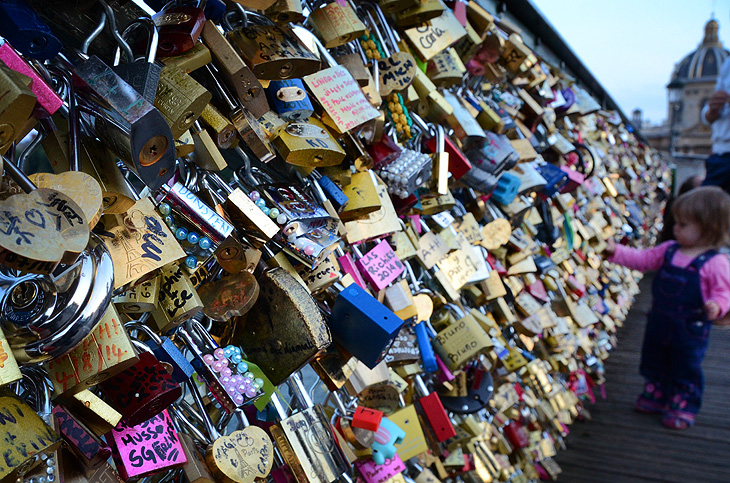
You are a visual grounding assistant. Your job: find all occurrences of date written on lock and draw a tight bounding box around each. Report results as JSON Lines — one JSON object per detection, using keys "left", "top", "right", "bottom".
{"left": 355, "top": 240, "right": 405, "bottom": 291}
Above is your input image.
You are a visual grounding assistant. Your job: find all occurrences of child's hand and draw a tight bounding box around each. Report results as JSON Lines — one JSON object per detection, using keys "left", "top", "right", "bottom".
{"left": 603, "top": 238, "right": 617, "bottom": 257}
{"left": 705, "top": 301, "right": 722, "bottom": 320}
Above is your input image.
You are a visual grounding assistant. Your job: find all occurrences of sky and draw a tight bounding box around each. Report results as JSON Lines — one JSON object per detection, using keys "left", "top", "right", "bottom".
{"left": 531, "top": 0, "right": 727, "bottom": 125}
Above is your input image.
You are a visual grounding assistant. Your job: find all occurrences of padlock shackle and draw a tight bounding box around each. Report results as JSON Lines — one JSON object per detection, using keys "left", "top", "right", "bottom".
{"left": 114, "top": 18, "right": 159, "bottom": 66}
{"left": 270, "top": 392, "right": 289, "bottom": 420}
{"left": 290, "top": 25, "right": 337, "bottom": 67}
{"left": 2, "top": 156, "right": 37, "bottom": 193}
{"left": 288, "top": 372, "right": 314, "bottom": 409}
{"left": 125, "top": 321, "right": 164, "bottom": 344}
{"left": 185, "top": 379, "right": 223, "bottom": 441}
{"left": 98, "top": 0, "right": 135, "bottom": 64}
{"left": 81, "top": 11, "right": 107, "bottom": 55}
{"left": 169, "top": 403, "right": 210, "bottom": 445}
{"left": 46, "top": 65, "right": 81, "bottom": 171}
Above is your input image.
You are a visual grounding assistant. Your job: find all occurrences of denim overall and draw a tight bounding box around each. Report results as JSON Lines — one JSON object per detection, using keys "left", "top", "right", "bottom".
{"left": 639, "top": 243, "right": 717, "bottom": 420}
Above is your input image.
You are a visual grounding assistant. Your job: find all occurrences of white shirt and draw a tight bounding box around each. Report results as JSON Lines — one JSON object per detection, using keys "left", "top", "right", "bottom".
{"left": 702, "top": 57, "right": 730, "bottom": 154}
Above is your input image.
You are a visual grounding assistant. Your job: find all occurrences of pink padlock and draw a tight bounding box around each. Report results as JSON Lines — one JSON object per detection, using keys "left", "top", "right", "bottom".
{"left": 355, "top": 240, "right": 405, "bottom": 291}
{"left": 107, "top": 409, "right": 187, "bottom": 480}
{"left": 355, "top": 454, "right": 405, "bottom": 483}
{"left": 337, "top": 248, "right": 369, "bottom": 290}
{"left": 0, "top": 39, "right": 63, "bottom": 116}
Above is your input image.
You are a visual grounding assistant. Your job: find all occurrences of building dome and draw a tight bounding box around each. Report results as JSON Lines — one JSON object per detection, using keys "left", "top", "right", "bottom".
{"left": 671, "top": 19, "right": 730, "bottom": 83}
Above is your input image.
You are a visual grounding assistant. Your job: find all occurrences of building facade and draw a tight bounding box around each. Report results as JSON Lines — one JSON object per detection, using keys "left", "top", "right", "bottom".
{"left": 643, "top": 19, "right": 729, "bottom": 157}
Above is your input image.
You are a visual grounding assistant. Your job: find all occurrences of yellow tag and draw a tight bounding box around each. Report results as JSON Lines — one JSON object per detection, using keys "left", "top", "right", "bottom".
{"left": 388, "top": 405, "right": 429, "bottom": 461}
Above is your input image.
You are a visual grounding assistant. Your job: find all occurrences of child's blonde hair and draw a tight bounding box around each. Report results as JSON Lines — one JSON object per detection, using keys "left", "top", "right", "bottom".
{"left": 671, "top": 186, "right": 730, "bottom": 247}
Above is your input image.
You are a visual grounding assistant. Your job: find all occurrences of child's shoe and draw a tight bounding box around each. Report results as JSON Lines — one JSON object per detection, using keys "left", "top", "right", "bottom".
{"left": 634, "top": 395, "right": 666, "bottom": 414}
{"left": 661, "top": 410, "right": 695, "bottom": 430}
{"left": 633, "top": 382, "right": 667, "bottom": 414}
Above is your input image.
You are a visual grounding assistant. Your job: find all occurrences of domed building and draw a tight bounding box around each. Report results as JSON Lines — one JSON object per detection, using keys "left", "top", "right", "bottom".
{"left": 645, "top": 19, "right": 730, "bottom": 156}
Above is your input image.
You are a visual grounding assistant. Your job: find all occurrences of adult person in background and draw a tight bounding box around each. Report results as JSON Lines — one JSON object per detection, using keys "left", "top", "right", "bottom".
{"left": 701, "top": 55, "right": 730, "bottom": 194}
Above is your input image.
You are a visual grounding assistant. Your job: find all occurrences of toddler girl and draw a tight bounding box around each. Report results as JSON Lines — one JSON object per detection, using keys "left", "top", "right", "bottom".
{"left": 604, "top": 186, "right": 730, "bottom": 429}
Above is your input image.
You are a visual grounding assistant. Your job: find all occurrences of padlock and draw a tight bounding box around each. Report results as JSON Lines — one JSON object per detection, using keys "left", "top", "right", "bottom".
{"left": 178, "top": 319, "right": 264, "bottom": 414}
{"left": 52, "top": 404, "right": 113, "bottom": 470}
{"left": 167, "top": 406, "right": 217, "bottom": 483}
{"left": 106, "top": 409, "right": 187, "bottom": 480}
{"left": 69, "top": 54, "right": 175, "bottom": 190}
{"left": 266, "top": 78, "right": 314, "bottom": 121}
{"left": 257, "top": 183, "right": 341, "bottom": 268}
{"left": 113, "top": 278, "right": 159, "bottom": 313}
{"left": 126, "top": 321, "right": 194, "bottom": 384}
{"left": 151, "top": 261, "right": 204, "bottom": 332}
{"left": 0, "top": 0, "right": 62, "bottom": 60}
{"left": 432, "top": 305, "right": 494, "bottom": 372}
{"left": 354, "top": 239, "right": 405, "bottom": 292}
{"left": 0, "top": 62, "right": 36, "bottom": 155}
{"left": 153, "top": 3, "right": 206, "bottom": 57}
{"left": 226, "top": 20, "right": 321, "bottom": 80}
{"left": 309, "top": 1, "right": 366, "bottom": 48}
{"left": 160, "top": 39, "right": 213, "bottom": 74}
{"left": 99, "top": 340, "right": 182, "bottom": 427}
{"left": 328, "top": 281, "right": 405, "bottom": 369}
{"left": 269, "top": 373, "right": 349, "bottom": 483}
{"left": 340, "top": 170, "right": 382, "bottom": 222}
{"left": 230, "top": 267, "right": 331, "bottom": 385}
{"left": 181, "top": 377, "right": 273, "bottom": 483}
{"left": 0, "top": 383, "right": 61, "bottom": 481}
{"left": 201, "top": 19, "right": 270, "bottom": 118}
{"left": 271, "top": 117, "right": 346, "bottom": 168}
{"left": 1, "top": 231, "right": 113, "bottom": 364}
{"left": 386, "top": 404, "right": 428, "bottom": 462}
{"left": 0, "top": 39, "right": 63, "bottom": 116}
{"left": 155, "top": 64, "right": 212, "bottom": 138}
{"left": 62, "top": 389, "right": 123, "bottom": 439}
{"left": 112, "top": 18, "right": 162, "bottom": 104}
{"left": 200, "top": 103, "right": 238, "bottom": 149}
{"left": 369, "top": 135, "right": 433, "bottom": 199}
{"left": 192, "top": 120, "right": 229, "bottom": 171}
{"left": 45, "top": 302, "right": 137, "bottom": 398}
{"left": 413, "top": 375, "right": 456, "bottom": 442}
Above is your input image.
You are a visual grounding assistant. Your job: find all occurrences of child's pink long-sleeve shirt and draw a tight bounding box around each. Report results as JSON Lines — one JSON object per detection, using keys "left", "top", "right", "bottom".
{"left": 609, "top": 241, "right": 730, "bottom": 318}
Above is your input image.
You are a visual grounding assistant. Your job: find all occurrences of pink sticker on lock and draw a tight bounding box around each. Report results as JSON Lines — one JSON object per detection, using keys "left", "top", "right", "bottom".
{"left": 355, "top": 454, "right": 406, "bottom": 483}
{"left": 0, "top": 41, "right": 63, "bottom": 115}
{"left": 108, "top": 409, "right": 187, "bottom": 480}
{"left": 356, "top": 240, "right": 405, "bottom": 291}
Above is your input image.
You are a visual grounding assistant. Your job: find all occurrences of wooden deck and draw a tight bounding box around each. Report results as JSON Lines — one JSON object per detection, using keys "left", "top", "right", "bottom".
{"left": 555, "top": 274, "right": 730, "bottom": 482}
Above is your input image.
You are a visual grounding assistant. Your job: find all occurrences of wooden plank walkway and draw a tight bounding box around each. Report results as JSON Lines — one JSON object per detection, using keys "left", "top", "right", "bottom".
{"left": 555, "top": 274, "right": 730, "bottom": 482}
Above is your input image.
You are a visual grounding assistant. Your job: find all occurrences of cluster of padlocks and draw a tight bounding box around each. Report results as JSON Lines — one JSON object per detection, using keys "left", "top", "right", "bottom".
{"left": 0, "top": 0, "right": 671, "bottom": 482}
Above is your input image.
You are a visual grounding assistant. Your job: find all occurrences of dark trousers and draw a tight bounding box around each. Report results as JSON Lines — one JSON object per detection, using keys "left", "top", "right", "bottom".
{"left": 703, "top": 153, "right": 730, "bottom": 194}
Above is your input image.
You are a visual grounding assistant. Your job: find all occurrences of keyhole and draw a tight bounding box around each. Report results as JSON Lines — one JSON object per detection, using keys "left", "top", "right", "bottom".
{"left": 279, "top": 63, "right": 293, "bottom": 78}
{"left": 182, "top": 111, "right": 196, "bottom": 126}
{"left": 28, "top": 36, "right": 48, "bottom": 53}
{"left": 10, "top": 281, "right": 39, "bottom": 309}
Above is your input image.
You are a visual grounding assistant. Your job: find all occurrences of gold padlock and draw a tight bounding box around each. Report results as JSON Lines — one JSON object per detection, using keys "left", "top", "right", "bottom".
{"left": 155, "top": 65, "right": 212, "bottom": 138}
{"left": 151, "top": 262, "right": 205, "bottom": 332}
{"left": 271, "top": 117, "right": 346, "bottom": 167}
{"left": 309, "top": 1, "right": 366, "bottom": 48}
{"left": 0, "top": 63, "right": 36, "bottom": 154}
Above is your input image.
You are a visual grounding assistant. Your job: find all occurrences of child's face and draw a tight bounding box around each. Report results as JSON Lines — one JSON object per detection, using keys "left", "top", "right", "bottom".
{"left": 673, "top": 218, "right": 703, "bottom": 247}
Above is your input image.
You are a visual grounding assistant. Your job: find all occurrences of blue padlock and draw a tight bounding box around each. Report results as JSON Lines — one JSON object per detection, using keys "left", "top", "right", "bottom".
{"left": 330, "top": 283, "right": 405, "bottom": 369}
{"left": 317, "top": 174, "right": 349, "bottom": 211}
{"left": 536, "top": 163, "right": 569, "bottom": 198}
{"left": 125, "top": 322, "right": 194, "bottom": 384}
{"left": 265, "top": 78, "right": 314, "bottom": 121}
{"left": 0, "top": 0, "right": 62, "bottom": 60}
{"left": 414, "top": 321, "right": 438, "bottom": 373}
{"left": 491, "top": 171, "right": 521, "bottom": 205}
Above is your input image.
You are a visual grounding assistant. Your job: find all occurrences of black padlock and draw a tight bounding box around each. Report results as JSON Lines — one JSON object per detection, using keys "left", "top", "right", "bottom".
{"left": 112, "top": 18, "right": 162, "bottom": 104}
{"left": 0, "top": 0, "right": 62, "bottom": 60}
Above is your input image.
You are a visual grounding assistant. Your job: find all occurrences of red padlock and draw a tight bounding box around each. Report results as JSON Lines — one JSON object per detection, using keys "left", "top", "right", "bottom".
{"left": 352, "top": 406, "right": 383, "bottom": 432}
{"left": 153, "top": 6, "right": 206, "bottom": 57}
{"left": 99, "top": 346, "right": 182, "bottom": 426}
{"left": 503, "top": 420, "right": 529, "bottom": 449}
{"left": 414, "top": 375, "right": 456, "bottom": 442}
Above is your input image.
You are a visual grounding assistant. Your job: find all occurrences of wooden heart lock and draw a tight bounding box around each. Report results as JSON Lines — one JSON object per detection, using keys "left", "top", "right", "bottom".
{"left": 207, "top": 425, "right": 274, "bottom": 483}
{"left": 29, "top": 171, "right": 103, "bottom": 229}
{"left": 185, "top": 378, "right": 274, "bottom": 483}
{"left": 0, "top": 162, "right": 89, "bottom": 274}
